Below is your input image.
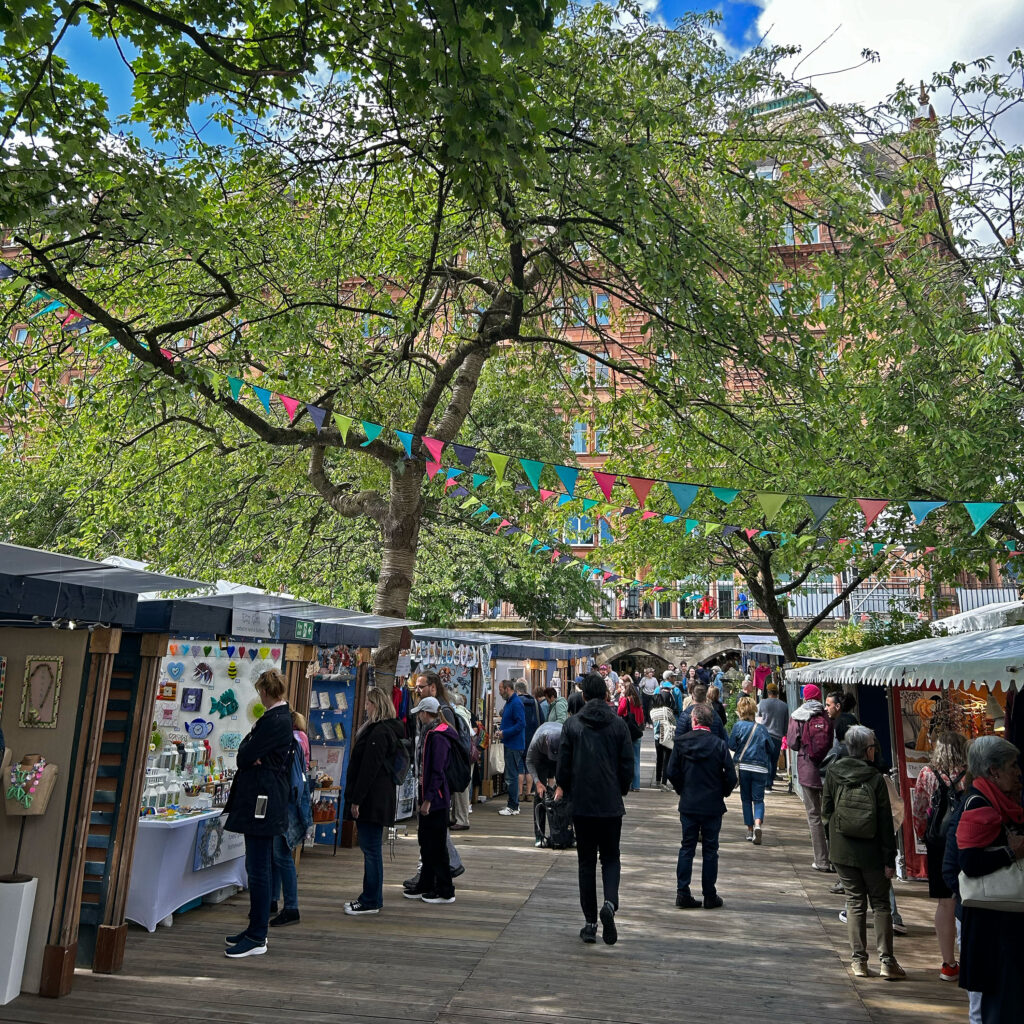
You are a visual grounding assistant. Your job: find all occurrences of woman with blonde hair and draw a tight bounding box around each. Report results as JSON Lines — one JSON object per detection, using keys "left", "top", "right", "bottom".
{"left": 728, "top": 696, "right": 773, "bottom": 844}
{"left": 343, "top": 687, "right": 407, "bottom": 915}
{"left": 911, "top": 730, "right": 970, "bottom": 981}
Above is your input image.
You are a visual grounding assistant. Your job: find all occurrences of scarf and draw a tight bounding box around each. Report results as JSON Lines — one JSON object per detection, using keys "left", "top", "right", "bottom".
{"left": 956, "top": 777, "right": 1024, "bottom": 850}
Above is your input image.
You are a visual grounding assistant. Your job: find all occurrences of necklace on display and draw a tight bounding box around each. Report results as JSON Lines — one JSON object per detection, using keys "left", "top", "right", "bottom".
{"left": 28, "top": 666, "right": 56, "bottom": 723}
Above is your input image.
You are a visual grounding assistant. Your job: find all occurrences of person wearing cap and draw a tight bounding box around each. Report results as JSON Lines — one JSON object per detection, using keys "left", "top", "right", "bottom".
{"left": 786, "top": 683, "right": 836, "bottom": 873}
{"left": 404, "top": 696, "right": 457, "bottom": 904}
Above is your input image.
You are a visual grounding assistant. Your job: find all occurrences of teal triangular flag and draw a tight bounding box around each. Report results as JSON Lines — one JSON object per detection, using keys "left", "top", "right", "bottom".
{"left": 471, "top": 504, "right": 489, "bottom": 517}
{"left": 685, "top": 519, "right": 698, "bottom": 534}
{"left": 555, "top": 466, "right": 578, "bottom": 497}
{"left": 519, "top": 458, "right": 544, "bottom": 490}
{"left": 251, "top": 385, "right": 272, "bottom": 412}
{"left": 471, "top": 473, "right": 490, "bottom": 490}
{"left": 667, "top": 482, "right": 699, "bottom": 514}
{"left": 710, "top": 487, "right": 740, "bottom": 505}
{"left": 395, "top": 430, "right": 414, "bottom": 458}
{"left": 663, "top": 515, "right": 679, "bottom": 524}
{"left": 228, "top": 376, "right": 243, "bottom": 401}
{"left": 907, "top": 500, "right": 945, "bottom": 525}
{"left": 582, "top": 499, "right": 599, "bottom": 512}
{"left": 964, "top": 501, "right": 1003, "bottom": 536}
{"left": 360, "top": 421, "right": 383, "bottom": 446}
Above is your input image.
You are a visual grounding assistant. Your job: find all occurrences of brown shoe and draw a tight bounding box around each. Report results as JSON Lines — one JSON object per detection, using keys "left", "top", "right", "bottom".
{"left": 881, "top": 959, "right": 906, "bottom": 981}
{"left": 851, "top": 960, "right": 870, "bottom": 978}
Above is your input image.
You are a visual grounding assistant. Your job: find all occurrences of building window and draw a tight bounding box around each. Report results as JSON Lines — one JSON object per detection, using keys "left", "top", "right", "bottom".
{"left": 595, "top": 293, "right": 611, "bottom": 325}
{"left": 564, "top": 516, "right": 595, "bottom": 546}
{"left": 820, "top": 289, "right": 836, "bottom": 309}
{"left": 756, "top": 165, "right": 778, "bottom": 180}
{"left": 13, "top": 327, "right": 28, "bottom": 344}
{"left": 782, "top": 221, "right": 795, "bottom": 246}
{"left": 572, "top": 296, "right": 590, "bottom": 326}
{"left": 571, "top": 351, "right": 591, "bottom": 382}
{"left": 571, "top": 421, "right": 588, "bottom": 454}
{"left": 803, "top": 223, "right": 821, "bottom": 244}
{"left": 594, "top": 352, "right": 611, "bottom": 386}
{"left": 599, "top": 518, "right": 614, "bottom": 545}
{"left": 594, "top": 427, "right": 609, "bottom": 453}
{"left": 769, "top": 283, "right": 785, "bottom": 315}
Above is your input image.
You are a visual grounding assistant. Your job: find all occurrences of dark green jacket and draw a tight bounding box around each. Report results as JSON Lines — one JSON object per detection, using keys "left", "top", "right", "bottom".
{"left": 821, "top": 756, "right": 896, "bottom": 870}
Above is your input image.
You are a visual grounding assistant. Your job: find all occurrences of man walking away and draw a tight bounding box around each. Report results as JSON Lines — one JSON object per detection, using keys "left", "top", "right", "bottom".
{"left": 756, "top": 682, "right": 789, "bottom": 792}
{"left": 555, "top": 672, "right": 633, "bottom": 946}
{"left": 787, "top": 683, "right": 835, "bottom": 873}
{"left": 527, "top": 720, "right": 564, "bottom": 847}
{"left": 497, "top": 679, "right": 526, "bottom": 816}
{"left": 667, "top": 702, "right": 737, "bottom": 910}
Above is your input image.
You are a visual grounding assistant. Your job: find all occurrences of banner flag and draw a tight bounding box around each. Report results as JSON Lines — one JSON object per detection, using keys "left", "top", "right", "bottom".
{"left": 487, "top": 452, "right": 510, "bottom": 482}
{"left": 0, "top": 262, "right": 15, "bottom": 280}
{"left": 710, "top": 487, "right": 740, "bottom": 504}
{"left": 744, "top": 529, "right": 759, "bottom": 540}
{"left": 426, "top": 461, "right": 442, "bottom": 480}
{"left": 485, "top": 512, "right": 500, "bottom": 522}
{"left": 227, "top": 376, "right": 244, "bottom": 401}
{"left": 1016, "top": 501, "right": 1024, "bottom": 519}
{"left": 396, "top": 430, "right": 414, "bottom": 457}
{"left": 873, "top": 542, "right": 885, "bottom": 556}
{"left": 450, "top": 487, "right": 469, "bottom": 497}
{"left": 964, "top": 502, "right": 1003, "bottom": 535}
{"left": 641, "top": 511, "right": 658, "bottom": 520}
{"left": 705, "top": 523, "right": 723, "bottom": 536}
{"left": 422, "top": 436, "right": 445, "bottom": 462}
{"left": 667, "top": 482, "right": 699, "bottom": 515}
{"left": 557, "top": 494, "right": 573, "bottom": 506}
{"left": 469, "top": 473, "right": 490, "bottom": 490}
{"left": 804, "top": 495, "right": 840, "bottom": 530}
{"left": 279, "top": 394, "right": 302, "bottom": 422}
{"left": 519, "top": 458, "right": 544, "bottom": 490}
{"left": 496, "top": 519, "right": 511, "bottom": 533}
{"left": 452, "top": 443, "right": 478, "bottom": 467}
{"left": 471, "top": 504, "right": 489, "bottom": 517}
{"left": 627, "top": 477, "right": 655, "bottom": 507}
{"left": 662, "top": 515, "right": 679, "bottom": 524}
{"left": 306, "top": 404, "right": 328, "bottom": 432}
{"left": 908, "top": 500, "right": 945, "bottom": 525}
{"left": 594, "top": 471, "right": 617, "bottom": 501}
{"left": 252, "top": 385, "right": 273, "bottom": 413}
{"left": 685, "top": 519, "right": 698, "bottom": 534}
{"left": 539, "top": 489, "right": 557, "bottom": 502}
{"left": 582, "top": 499, "right": 600, "bottom": 512}
{"left": 28, "top": 299, "right": 64, "bottom": 320}
{"left": 756, "top": 492, "right": 788, "bottom": 523}
{"left": 555, "top": 465, "right": 578, "bottom": 497}
{"left": 620, "top": 506, "right": 636, "bottom": 517}
{"left": 459, "top": 496, "right": 480, "bottom": 508}
{"left": 722, "top": 525, "right": 740, "bottom": 537}
{"left": 360, "top": 420, "right": 383, "bottom": 446}
{"left": 856, "top": 498, "right": 889, "bottom": 529}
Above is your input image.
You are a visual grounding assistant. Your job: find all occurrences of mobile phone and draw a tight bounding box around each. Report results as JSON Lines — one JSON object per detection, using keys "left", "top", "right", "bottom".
{"left": 254, "top": 794, "right": 268, "bottom": 819}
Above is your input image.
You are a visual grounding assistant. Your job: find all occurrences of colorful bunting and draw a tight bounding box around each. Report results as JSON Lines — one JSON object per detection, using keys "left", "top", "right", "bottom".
{"left": 594, "top": 471, "right": 617, "bottom": 501}
{"left": 227, "top": 376, "right": 244, "bottom": 401}
{"left": 251, "top": 385, "right": 272, "bottom": 413}
{"left": 360, "top": 420, "right": 383, "bottom": 446}
{"left": 519, "top": 458, "right": 544, "bottom": 490}
{"left": 554, "top": 465, "right": 578, "bottom": 497}
{"left": 306, "top": 404, "right": 328, "bottom": 432}
{"left": 422, "top": 436, "right": 445, "bottom": 462}
{"left": 539, "top": 489, "right": 557, "bottom": 502}
{"left": 711, "top": 487, "right": 739, "bottom": 505}
{"left": 28, "top": 299, "right": 64, "bottom": 320}
{"left": 804, "top": 495, "right": 839, "bottom": 530}
{"left": 487, "top": 452, "right": 510, "bottom": 482}
{"left": 279, "top": 394, "right": 301, "bottom": 422}
{"left": 641, "top": 510, "right": 658, "bottom": 520}
{"left": 396, "top": 430, "right": 415, "bottom": 457}
{"left": 582, "top": 499, "right": 600, "bottom": 512}
{"left": 964, "top": 502, "right": 1003, "bottom": 536}
{"left": 452, "top": 443, "right": 478, "bottom": 468}
{"left": 333, "top": 413, "right": 352, "bottom": 441}
{"left": 667, "top": 482, "right": 699, "bottom": 515}
{"left": 908, "top": 500, "right": 945, "bottom": 525}
{"left": 425, "top": 461, "right": 442, "bottom": 480}
{"left": 756, "top": 492, "right": 788, "bottom": 523}
{"left": 627, "top": 477, "right": 655, "bottom": 507}
{"left": 471, "top": 473, "right": 490, "bottom": 490}
{"left": 856, "top": 498, "right": 889, "bottom": 529}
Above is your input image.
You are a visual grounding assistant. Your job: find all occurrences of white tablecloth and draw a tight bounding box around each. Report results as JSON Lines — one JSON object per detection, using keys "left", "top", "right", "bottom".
{"left": 126, "top": 811, "right": 247, "bottom": 932}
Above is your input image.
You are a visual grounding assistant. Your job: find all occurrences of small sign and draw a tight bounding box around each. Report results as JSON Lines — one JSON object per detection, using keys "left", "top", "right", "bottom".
{"left": 231, "top": 609, "right": 280, "bottom": 640}
{"left": 667, "top": 636, "right": 688, "bottom": 644}
{"left": 295, "top": 619, "right": 315, "bottom": 641}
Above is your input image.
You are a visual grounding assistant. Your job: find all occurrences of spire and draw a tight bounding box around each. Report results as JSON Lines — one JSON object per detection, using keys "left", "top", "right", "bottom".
{"left": 915, "top": 80, "right": 936, "bottom": 123}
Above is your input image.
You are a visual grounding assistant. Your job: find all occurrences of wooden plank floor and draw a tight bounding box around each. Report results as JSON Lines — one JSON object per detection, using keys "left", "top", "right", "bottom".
{"left": 3, "top": 741, "right": 969, "bottom": 1024}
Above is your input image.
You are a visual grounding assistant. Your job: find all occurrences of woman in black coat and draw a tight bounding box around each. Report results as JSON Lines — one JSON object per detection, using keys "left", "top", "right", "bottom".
{"left": 223, "top": 669, "right": 293, "bottom": 957}
{"left": 343, "top": 687, "right": 407, "bottom": 915}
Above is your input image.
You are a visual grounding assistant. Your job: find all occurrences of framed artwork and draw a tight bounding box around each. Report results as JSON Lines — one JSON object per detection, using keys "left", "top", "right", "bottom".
{"left": 20, "top": 655, "right": 63, "bottom": 728}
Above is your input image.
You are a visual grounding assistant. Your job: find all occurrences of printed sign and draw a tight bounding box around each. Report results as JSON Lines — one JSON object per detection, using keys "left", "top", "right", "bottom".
{"left": 231, "top": 608, "right": 280, "bottom": 639}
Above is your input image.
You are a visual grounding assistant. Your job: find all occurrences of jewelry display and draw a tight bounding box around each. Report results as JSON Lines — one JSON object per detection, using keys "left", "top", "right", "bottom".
{"left": 19, "top": 655, "right": 63, "bottom": 728}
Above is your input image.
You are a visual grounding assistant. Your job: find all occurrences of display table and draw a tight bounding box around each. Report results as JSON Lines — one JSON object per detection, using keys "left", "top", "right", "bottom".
{"left": 126, "top": 811, "right": 247, "bottom": 932}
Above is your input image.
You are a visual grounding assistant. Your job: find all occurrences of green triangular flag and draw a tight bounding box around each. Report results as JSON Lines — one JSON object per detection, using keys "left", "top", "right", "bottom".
{"left": 964, "top": 502, "right": 1003, "bottom": 536}
{"left": 704, "top": 523, "right": 722, "bottom": 536}
{"left": 487, "top": 452, "right": 510, "bottom": 482}
{"left": 471, "top": 473, "right": 490, "bottom": 490}
{"left": 685, "top": 519, "right": 698, "bottom": 534}
{"left": 756, "top": 492, "right": 788, "bottom": 523}
{"left": 227, "top": 376, "right": 243, "bottom": 401}
{"left": 519, "top": 458, "right": 544, "bottom": 490}
{"left": 333, "top": 414, "right": 353, "bottom": 442}
{"left": 711, "top": 487, "right": 740, "bottom": 505}
{"left": 459, "top": 497, "right": 481, "bottom": 509}
{"left": 1016, "top": 501, "right": 1024, "bottom": 519}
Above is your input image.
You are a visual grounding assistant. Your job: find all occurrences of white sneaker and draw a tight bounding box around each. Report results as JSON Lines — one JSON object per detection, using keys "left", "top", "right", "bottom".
{"left": 477, "top": 796, "right": 488, "bottom": 803}
{"left": 498, "top": 807, "right": 520, "bottom": 816}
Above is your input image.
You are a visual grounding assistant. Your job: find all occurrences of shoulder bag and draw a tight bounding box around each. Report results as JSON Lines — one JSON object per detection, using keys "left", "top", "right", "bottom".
{"left": 959, "top": 856, "right": 1024, "bottom": 912}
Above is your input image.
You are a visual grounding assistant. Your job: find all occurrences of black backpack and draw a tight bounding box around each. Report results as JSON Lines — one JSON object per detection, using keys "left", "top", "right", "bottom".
{"left": 924, "top": 770, "right": 966, "bottom": 846}
{"left": 390, "top": 736, "right": 413, "bottom": 785}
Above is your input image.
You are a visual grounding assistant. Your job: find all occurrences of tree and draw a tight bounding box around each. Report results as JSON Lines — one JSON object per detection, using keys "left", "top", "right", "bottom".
{"left": 2, "top": 5, "right": 833, "bottom": 666}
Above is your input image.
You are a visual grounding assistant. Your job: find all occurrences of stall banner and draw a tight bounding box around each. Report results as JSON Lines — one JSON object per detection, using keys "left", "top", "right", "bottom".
{"left": 193, "top": 816, "right": 245, "bottom": 871}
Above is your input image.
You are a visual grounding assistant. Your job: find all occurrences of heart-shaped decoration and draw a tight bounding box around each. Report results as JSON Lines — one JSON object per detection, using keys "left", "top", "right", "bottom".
{"left": 227, "top": 645, "right": 235, "bottom": 657}
{"left": 271, "top": 648, "right": 281, "bottom": 661}
{"left": 180, "top": 644, "right": 190, "bottom": 656}
{"left": 168, "top": 644, "right": 178, "bottom": 656}
{"left": 248, "top": 648, "right": 258, "bottom": 661}
{"left": 259, "top": 647, "right": 270, "bottom": 660}
{"left": 166, "top": 662, "right": 185, "bottom": 681}
{"left": 203, "top": 645, "right": 212, "bottom": 656}
{"left": 238, "top": 646, "right": 246, "bottom": 659}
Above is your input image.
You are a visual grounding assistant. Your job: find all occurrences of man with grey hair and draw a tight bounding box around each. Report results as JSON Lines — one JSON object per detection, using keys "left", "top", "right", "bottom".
{"left": 822, "top": 725, "right": 905, "bottom": 980}
{"left": 516, "top": 679, "right": 543, "bottom": 804}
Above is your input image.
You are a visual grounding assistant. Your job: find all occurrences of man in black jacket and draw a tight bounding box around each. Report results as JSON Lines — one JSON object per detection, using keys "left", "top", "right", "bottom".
{"left": 667, "top": 702, "right": 737, "bottom": 910}
{"left": 555, "top": 672, "right": 634, "bottom": 946}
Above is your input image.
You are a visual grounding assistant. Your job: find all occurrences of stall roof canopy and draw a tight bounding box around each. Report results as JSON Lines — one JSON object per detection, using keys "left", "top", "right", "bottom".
{"left": 0, "top": 542, "right": 202, "bottom": 593}
{"left": 934, "top": 600, "right": 1024, "bottom": 635}
{"left": 490, "top": 639, "right": 603, "bottom": 659}
{"left": 412, "top": 628, "right": 522, "bottom": 645}
{"left": 170, "top": 592, "right": 420, "bottom": 630}
{"left": 739, "top": 633, "right": 781, "bottom": 646}
{"left": 748, "top": 643, "right": 785, "bottom": 658}
{"left": 786, "top": 625, "right": 1024, "bottom": 692}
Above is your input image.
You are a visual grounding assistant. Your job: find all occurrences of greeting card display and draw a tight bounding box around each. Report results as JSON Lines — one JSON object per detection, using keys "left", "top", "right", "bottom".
{"left": 19, "top": 655, "right": 63, "bottom": 728}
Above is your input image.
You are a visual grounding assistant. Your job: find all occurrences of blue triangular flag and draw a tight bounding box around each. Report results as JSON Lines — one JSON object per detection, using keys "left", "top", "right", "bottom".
{"left": 908, "top": 500, "right": 945, "bottom": 525}
{"left": 453, "top": 444, "right": 478, "bottom": 468}
{"left": 228, "top": 377, "right": 244, "bottom": 401}
{"left": 667, "top": 482, "right": 699, "bottom": 515}
{"left": 804, "top": 495, "right": 840, "bottom": 530}
{"left": 450, "top": 487, "right": 469, "bottom": 497}
{"left": 306, "top": 404, "right": 327, "bottom": 432}
{"left": 360, "top": 421, "right": 383, "bottom": 446}
{"left": 395, "top": 430, "right": 414, "bottom": 457}
{"left": 620, "top": 507, "right": 636, "bottom": 517}
{"left": 557, "top": 494, "right": 573, "bottom": 506}
{"left": 663, "top": 515, "right": 679, "bottom": 524}
{"left": 519, "top": 458, "right": 545, "bottom": 490}
{"left": 486, "top": 512, "right": 500, "bottom": 522}
{"left": 251, "top": 385, "right": 272, "bottom": 412}
{"left": 445, "top": 468, "right": 463, "bottom": 481}
{"left": 554, "top": 465, "right": 578, "bottom": 497}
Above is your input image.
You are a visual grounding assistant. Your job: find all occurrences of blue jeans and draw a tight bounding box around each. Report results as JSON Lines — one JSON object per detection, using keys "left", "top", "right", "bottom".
{"left": 677, "top": 813, "right": 722, "bottom": 899}
{"left": 631, "top": 739, "right": 642, "bottom": 790}
{"left": 270, "top": 833, "right": 298, "bottom": 910}
{"left": 739, "top": 772, "right": 766, "bottom": 827}
{"left": 504, "top": 748, "right": 525, "bottom": 810}
{"left": 357, "top": 821, "right": 384, "bottom": 908}
{"left": 765, "top": 734, "right": 782, "bottom": 789}
{"left": 244, "top": 834, "right": 274, "bottom": 941}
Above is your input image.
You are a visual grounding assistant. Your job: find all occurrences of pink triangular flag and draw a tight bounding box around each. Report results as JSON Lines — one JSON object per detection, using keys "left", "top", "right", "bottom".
{"left": 925, "top": 546, "right": 936, "bottom": 554}
{"left": 425, "top": 461, "right": 442, "bottom": 480}
{"left": 159, "top": 347, "right": 175, "bottom": 360}
{"left": 422, "top": 436, "right": 445, "bottom": 462}
{"left": 626, "top": 477, "right": 655, "bottom": 507}
{"left": 551, "top": 549, "right": 561, "bottom": 563}
{"left": 745, "top": 529, "right": 759, "bottom": 539}
{"left": 539, "top": 489, "right": 557, "bottom": 503}
{"left": 278, "top": 394, "right": 301, "bottom": 422}
{"left": 495, "top": 519, "right": 511, "bottom": 533}
{"left": 641, "top": 510, "right": 658, "bottom": 520}
{"left": 593, "top": 471, "right": 617, "bottom": 501}
{"left": 856, "top": 498, "right": 889, "bottom": 529}
{"left": 603, "top": 571, "right": 614, "bottom": 581}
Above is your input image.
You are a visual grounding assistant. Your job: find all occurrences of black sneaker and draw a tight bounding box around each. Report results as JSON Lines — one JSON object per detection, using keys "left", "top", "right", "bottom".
{"left": 403, "top": 872, "right": 421, "bottom": 889}
{"left": 420, "top": 891, "right": 455, "bottom": 904}
{"left": 344, "top": 900, "right": 380, "bottom": 916}
{"left": 403, "top": 887, "right": 429, "bottom": 899}
{"left": 580, "top": 922, "right": 598, "bottom": 944}
{"left": 675, "top": 892, "right": 702, "bottom": 909}
{"left": 224, "top": 935, "right": 267, "bottom": 958}
{"left": 225, "top": 930, "right": 249, "bottom": 945}
{"left": 269, "top": 908, "right": 300, "bottom": 927}
{"left": 599, "top": 901, "right": 617, "bottom": 945}
{"left": 703, "top": 894, "right": 724, "bottom": 910}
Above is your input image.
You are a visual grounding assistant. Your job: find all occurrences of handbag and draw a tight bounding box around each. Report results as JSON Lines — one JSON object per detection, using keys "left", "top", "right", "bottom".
{"left": 733, "top": 722, "right": 759, "bottom": 766}
{"left": 959, "top": 857, "right": 1024, "bottom": 912}
{"left": 625, "top": 710, "right": 644, "bottom": 743}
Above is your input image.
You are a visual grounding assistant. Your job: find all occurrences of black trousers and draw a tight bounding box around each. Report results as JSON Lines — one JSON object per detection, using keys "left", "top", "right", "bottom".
{"left": 655, "top": 744, "right": 670, "bottom": 784}
{"left": 573, "top": 815, "right": 622, "bottom": 923}
{"left": 640, "top": 692, "right": 654, "bottom": 725}
{"left": 417, "top": 808, "right": 454, "bottom": 897}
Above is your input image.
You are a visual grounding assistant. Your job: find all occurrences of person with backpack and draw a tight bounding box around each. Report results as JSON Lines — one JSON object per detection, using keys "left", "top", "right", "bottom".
{"left": 516, "top": 679, "right": 543, "bottom": 804}
{"left": 449, "top": 692, "right": 474, "bottom": 831}
{"left": 404, "top": 696, "right": 459, "bottom": 904}
{"left": 269, "top": 710, "right": 313, "bottom": 927}
{"left": 786, "top": 683, "right": 835, "bottom": 873}
{"left": 343, "top": 687, "right": 408, "bottom": 915}
{"left": 911, "top": 730, "right": 970, "bottom": 981}
{"left": 822, "top": 725, "right": 905, "bottom": 980}
{"left": 526, "top": 720, "right": 568, "bottom": 848}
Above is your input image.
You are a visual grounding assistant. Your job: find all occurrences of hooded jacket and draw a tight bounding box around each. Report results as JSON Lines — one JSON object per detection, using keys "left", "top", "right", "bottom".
{"left": 666, "top": 728, "right": 737, "bottom": 818}
{"left": 223, "top": 703, "right": 292, "bottom": 837}
{"left": 555, "top": 699, "right": 634, "bottom": 817}
{"left": 786, "top": 700, "right": 834, "bottom": 788}
{"left": 344, "top": 718, "right": 407, "bottom": 826}
{"left": 821, "top": 756, "right": 896, "bottom": 869}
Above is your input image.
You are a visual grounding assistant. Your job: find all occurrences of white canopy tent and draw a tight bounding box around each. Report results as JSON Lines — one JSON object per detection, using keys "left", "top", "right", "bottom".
{"left": 786, "top": 624, "right": 1024, "bottom": 692}
{"left": 932, "top": 599, "right": 1024, "bottom": 635}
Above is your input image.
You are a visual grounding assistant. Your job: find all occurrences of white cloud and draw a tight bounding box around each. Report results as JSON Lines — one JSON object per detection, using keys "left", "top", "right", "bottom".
{"left": 752, "top": 0, "right": 1024, "bottom": 108}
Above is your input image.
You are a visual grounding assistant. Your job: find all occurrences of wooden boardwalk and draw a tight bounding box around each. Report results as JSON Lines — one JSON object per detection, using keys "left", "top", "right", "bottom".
{"left": 3, "top": 743, "right": 969, "bottom": 1024}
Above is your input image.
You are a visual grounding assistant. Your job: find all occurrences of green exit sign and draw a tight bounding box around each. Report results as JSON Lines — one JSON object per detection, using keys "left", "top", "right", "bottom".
{"left": 295, "top": 619, "right": 315, "bottom": 641}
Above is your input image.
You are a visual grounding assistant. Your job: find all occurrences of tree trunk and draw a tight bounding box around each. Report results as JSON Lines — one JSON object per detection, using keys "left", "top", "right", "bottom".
{"left": 743, "top": 548, "right": 800, "bottom": 662}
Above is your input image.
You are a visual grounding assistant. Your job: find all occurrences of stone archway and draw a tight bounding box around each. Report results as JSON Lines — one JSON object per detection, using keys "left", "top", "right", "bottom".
{"left": 609, "top": 647, "right": 669, "bottom": 680}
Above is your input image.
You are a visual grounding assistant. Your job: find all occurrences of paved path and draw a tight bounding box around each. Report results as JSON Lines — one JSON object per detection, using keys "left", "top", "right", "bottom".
{"left": 3, "top": 741, "right": 969, "bottom": 1024}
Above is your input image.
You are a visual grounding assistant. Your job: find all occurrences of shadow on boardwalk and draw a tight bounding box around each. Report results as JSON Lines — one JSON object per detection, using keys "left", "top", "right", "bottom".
{"left": 3, "top": 744, "right": 968, "bottom": 1024}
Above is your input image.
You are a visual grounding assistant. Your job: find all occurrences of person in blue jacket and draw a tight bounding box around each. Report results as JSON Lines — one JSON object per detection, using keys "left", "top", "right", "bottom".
{"left": 728, "top": 696, "right": 774, "bottom": 845}
{"left": 496, "top": 679, "right": 526, "bottom": 815}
